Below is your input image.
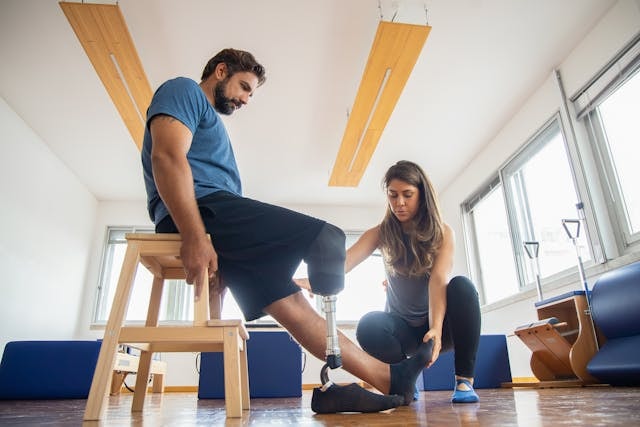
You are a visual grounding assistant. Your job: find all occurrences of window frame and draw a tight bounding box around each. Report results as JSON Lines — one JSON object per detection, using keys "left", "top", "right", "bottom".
{"left": 461, "top": 175, "right": 506, "bottom": 305}
{"left": 571, "top": 33, "right": 640, "bottom": 253}
{"left": 501, "top": 115, "right": 594, "bottom": 290}
{"left": 582, "top": 70, "right": 640, "bottom": 249}
{"left": 462, "top": 114, "right": 597, "bottom": 305}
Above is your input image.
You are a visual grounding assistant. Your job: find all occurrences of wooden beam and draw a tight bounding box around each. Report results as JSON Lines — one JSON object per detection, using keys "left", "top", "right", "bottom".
{"left": 60, "top": 2, "right": 152, "bottom": 150}
{"left": 329, "top": 21, "right": 431, "bottom": 187}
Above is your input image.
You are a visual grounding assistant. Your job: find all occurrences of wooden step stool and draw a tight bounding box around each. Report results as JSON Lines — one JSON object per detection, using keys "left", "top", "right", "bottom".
{"left": 84, "top": 233, "right": 250, "bottom": 420}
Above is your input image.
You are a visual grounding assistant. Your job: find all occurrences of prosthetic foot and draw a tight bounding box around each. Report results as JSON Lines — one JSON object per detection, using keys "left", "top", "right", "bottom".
{"left": 311, "top": 295, "right": 404, "bottom": 414}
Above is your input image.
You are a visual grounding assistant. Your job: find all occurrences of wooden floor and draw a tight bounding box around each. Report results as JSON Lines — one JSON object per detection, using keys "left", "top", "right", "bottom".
{"left": 0, "top": 386, "right": 639, "bottom": 426}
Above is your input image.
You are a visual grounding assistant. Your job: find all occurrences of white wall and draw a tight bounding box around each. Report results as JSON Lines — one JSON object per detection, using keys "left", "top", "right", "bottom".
{"left": 439, "top": 0, "right": 640, "bottom": 378}
{"left": 0, "top": 96, "right": 97, "bottom": 354}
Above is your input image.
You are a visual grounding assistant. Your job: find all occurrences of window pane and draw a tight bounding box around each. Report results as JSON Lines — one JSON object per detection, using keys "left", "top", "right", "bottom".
{"left": 95, "top": 238, "right": 161, "bottom": 322}
{"left": 598, "top": 70, "right": 640, "bottom": 235}
{"left": 339, "top": 255, "right": 387, "bottom": 320}
{"left": 292, "top": 254, "right": 385, "bottom": 323}
{"left": 506, "top": 126, "right": 590, "bottom": 282}
{"left": 471, "top": 186, "right": 519, "bottom": 304}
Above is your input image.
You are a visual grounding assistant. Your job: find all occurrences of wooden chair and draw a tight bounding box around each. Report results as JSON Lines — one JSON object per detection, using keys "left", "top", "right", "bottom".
{"left": 84, "top": 233, "right": 250, "bottom": 421}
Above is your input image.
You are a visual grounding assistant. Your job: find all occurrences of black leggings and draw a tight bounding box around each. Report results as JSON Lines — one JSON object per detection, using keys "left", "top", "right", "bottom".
{"left": 356, "top": 276, "right": 481, "bottom": 378}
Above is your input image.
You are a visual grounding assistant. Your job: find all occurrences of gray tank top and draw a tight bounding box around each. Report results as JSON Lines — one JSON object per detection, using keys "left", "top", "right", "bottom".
{"left": 385, "top": 270, "right": 430, "bottom": 327}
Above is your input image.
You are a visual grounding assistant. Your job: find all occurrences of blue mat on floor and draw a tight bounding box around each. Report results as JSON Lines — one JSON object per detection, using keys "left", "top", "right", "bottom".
{"left": 199, "top": 330, "right": 302, "bottom": 398}
{"left": 0, "top": 341, "right": 101, "bottom": 399}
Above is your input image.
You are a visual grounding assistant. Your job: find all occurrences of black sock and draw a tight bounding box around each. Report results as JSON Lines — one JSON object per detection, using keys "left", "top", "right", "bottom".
{"left": 389, "top": 339, "right": 433, "bottom": 404}
{"left": 311, "top": 383, "right": 404, "bottom": 414}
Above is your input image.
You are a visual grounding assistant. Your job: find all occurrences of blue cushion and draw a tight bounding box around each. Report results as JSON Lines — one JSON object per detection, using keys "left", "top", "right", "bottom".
{"left": 422, "top": 334, "right": 512, "bottom": 390}
{"left": 199, "top": 330, "right": 302, "bottom": 398}
{"left": 591, "top": 261, "right": 640, "bottom": 339}
{"left": 0, "top": 341, "right": 100, "bottom": 399}
{"left": 587, "top": 335, "right": 640, "bottom": 385}
{"left": 534, "top": 290, "right": 587, "bottom": 308}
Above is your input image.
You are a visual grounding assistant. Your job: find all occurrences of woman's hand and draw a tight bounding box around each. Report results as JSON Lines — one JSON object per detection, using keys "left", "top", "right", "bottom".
{"left": 422, "top": 327, "right": 442, "bottom": 368}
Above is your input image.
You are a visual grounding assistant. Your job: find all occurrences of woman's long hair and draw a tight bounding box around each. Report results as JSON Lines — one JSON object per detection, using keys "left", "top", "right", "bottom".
{"left": 379, "top": 160, "right": 444, "bottom": 277}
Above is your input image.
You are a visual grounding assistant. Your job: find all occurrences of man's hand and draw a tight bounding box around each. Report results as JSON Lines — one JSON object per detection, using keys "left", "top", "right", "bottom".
{"left": 181, "top": 233, "right": 218, "bottom": 301}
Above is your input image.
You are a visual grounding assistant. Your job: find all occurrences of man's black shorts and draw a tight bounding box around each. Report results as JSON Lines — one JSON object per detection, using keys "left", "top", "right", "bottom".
{"left": 156, "top": 191, "right": 326, "bottom": 321}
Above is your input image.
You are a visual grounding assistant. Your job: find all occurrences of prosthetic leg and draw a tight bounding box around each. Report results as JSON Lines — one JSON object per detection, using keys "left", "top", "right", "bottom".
{"left": 310, "top": 291, "right": 405, "bottom": 414}
{"left": 305, "top": 224, "right": 405, "bottom": 413}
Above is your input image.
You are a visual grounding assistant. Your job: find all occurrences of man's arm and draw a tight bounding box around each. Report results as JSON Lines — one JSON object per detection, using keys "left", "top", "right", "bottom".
{"left": 150, "top": 114, "right": 217, "bottom": 299}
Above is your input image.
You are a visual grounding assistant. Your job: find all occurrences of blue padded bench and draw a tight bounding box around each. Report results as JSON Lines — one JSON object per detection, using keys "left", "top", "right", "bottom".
{"left": 199, "top": 330, "right": 302, "bottom": 398}
{"left": 0, "top": 341, "right": 101, "bottom": 399}
{"left": 587, "top": 261, "right": 640, "bottom": 385}
{"left": 422, "top": 334, "right": 512, "bottom": 390}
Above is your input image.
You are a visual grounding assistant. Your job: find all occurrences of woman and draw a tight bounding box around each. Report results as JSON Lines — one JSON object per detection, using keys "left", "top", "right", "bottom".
{"left": 300, "top": 160, "right": 481, "bottom": 403}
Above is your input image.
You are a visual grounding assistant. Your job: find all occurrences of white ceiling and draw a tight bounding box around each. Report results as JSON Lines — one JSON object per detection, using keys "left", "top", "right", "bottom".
{"left": 0, "top": 0, "right": 616, "bottom": 209}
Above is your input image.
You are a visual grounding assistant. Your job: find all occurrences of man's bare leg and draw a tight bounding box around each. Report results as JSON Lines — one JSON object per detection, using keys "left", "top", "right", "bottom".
{"left": 265, "top": 291, "right": 391, "bottom": 392}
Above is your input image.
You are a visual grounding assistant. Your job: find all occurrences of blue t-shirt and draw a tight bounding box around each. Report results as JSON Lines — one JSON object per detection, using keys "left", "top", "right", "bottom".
{"left": 141, "top": 77, "right": 242, "bottom": 224}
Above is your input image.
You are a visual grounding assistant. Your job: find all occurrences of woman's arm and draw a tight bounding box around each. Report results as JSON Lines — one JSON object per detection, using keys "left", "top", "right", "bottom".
{"left": 423, "top": 222, "right": 455, "bottom": 366}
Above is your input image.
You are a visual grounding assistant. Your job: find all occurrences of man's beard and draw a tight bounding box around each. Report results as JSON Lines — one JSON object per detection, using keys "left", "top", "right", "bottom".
{"left": 213, "top": 78, "right": 238, "bottom": 115}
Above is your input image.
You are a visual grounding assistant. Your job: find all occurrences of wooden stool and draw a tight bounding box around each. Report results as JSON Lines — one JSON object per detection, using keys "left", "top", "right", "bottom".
{"left": 84, "top": 233, "right": 250, "bottom": 420}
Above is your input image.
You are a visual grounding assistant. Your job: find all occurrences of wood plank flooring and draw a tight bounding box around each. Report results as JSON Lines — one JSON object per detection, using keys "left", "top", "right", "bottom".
{"left": 0, "top": 386, "right": 638, "bottom": 426}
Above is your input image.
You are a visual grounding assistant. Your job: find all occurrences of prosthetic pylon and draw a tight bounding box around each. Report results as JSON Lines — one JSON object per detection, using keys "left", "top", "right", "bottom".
{"left": 320, "top": 295, "right": 342, "bottom": 389}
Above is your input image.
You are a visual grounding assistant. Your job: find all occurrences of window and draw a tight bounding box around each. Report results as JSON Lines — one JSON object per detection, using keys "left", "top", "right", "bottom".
{"left": 575, "top": 43, "right": 640, "bottom": 246}
{"left": 291, "top": 232, "right": 387, "bottom": 323}
{"left": 94, "top": 228, "right": 385, "bottom": 325}
{"left": 463, "top": 179, "right": 518, "bottom": 305}
{"left": 502, "top": 118, "right": 591, "bottom": 287}
{"left": 337, "top": 232, "right": 387, "bottom": 321}
{"left": 463, "top": 117, "right": 591, "bottom": 305}
{"left": 94, "top": 227, "right": 201, "bottom": 324}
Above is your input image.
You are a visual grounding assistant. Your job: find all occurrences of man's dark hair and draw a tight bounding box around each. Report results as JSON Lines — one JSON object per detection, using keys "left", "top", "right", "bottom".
{"left": 201, "top": 48, "right": 266, "bottom": 86}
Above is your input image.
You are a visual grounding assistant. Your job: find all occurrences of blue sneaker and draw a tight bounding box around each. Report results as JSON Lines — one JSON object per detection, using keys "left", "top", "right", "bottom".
{"left": 451, "top": 379, "right": 479, "bottom": 403}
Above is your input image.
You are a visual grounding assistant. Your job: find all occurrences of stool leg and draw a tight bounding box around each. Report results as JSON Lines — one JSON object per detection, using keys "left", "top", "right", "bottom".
{"left": 240, "top": 340, "right": 250, "bottom": 410}
{"left": 132, "top": 275, "right": 165, "bottom": 411}
{"left": 223, "top": 327, "right": 243, "bottom": 418}
{"left": 84, "top": 243, "right": 140, "bottom": 421}
{"left": 194, "top": 268, "right": 210, "bottom": 325}
{"left": 151, "top": 372, "right": 165, "bottom": 393}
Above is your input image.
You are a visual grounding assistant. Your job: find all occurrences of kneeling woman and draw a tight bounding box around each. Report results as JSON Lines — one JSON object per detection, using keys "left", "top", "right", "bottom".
{"left": 349, "top": 160, "right": 481, "bottom": 403}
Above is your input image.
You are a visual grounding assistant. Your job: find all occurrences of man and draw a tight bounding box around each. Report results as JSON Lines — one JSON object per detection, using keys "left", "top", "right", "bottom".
{"left": 141, "top": 48, "right": 432, "bottom": 412}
